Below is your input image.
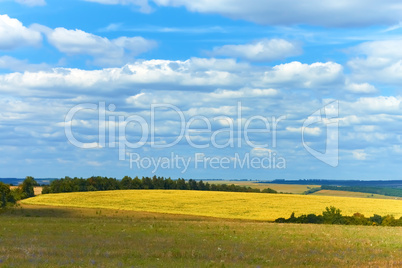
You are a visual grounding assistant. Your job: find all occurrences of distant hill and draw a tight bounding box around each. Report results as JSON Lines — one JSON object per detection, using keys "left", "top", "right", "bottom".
{"left": 0, "top": 178, "right": 56, "bottom": 186}
{"left": 264, "top": 179, "right": 402, "bottom": 188}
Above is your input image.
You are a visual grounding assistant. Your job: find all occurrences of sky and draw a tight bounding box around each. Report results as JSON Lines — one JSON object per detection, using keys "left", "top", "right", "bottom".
{"left": 1, "top": 0, "right": 402, "bottom": 180}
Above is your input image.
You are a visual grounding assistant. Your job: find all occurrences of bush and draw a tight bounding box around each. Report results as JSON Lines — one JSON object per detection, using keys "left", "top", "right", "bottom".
{"left": 369, "top": 214, "right": 383, "bottom": 225}
{"left": 322, "top": 206, "right": 344, "bottom": 224}
{"left": 274, "top": 207, "right": 402, "bottom": 227}
{"left": 305, "top": 213, "right": 324, "bottom": 224}
{"left": 381, "top": 215, "right": 398, "bottom": 226}
{"left": 261, "top": 188, "right": 277, "bottom": 193}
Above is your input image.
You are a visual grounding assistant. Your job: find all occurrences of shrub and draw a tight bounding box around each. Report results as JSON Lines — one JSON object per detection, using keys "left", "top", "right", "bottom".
{"left": 369, "top": 214, "right": 382, "bottom": 225}
{"left": 381, "top": 215, "right": 398, "bottom": 226}
{"left": 261, "top": 188, "right": 277, "bottom": 193}
{"left": 274, "top": 207, "right": 402, "bottom": 227}
{"left": 322, "top": 206, "right": 344, "bottom": 224}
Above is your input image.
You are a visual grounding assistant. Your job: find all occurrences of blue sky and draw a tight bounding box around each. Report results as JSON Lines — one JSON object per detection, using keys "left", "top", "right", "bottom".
{"left": 2, "top": 0, "right": 402, "bottom": 180}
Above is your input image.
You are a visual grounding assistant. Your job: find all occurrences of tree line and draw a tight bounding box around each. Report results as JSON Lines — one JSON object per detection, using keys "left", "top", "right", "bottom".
{"left": 0, "top": 176, "right": 38, "bottom": 208}
{"left": 41, "top": 176, "right": 278, "bottom": 194}
{"left": 321, "top": 185, "right": 402, "bottom": 197}
{"left": 275, "top": 206, "right": 402, "bottom": 226}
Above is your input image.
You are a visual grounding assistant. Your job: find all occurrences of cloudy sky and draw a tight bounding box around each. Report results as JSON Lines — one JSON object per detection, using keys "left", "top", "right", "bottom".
{"left": 1, "top": 0, "right": 402, "bottom": 180}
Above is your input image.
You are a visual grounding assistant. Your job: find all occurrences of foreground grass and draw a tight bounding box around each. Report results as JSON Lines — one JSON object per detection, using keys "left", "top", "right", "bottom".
{"left": 22, "top": 190, "right": 402, "bottom": 221}
{"left": 1, "top": 204, "right": 401, "bottom": 267}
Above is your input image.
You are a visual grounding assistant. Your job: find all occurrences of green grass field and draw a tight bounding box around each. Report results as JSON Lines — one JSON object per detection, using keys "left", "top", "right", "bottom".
{"left": 1, "top": 204, "right": 401, "bottom": 267}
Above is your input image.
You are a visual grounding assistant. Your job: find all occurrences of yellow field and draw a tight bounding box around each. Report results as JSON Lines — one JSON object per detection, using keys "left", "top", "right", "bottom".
{"left": 208, "top": 181, "right": 318, "bottom": 193}
{"left": 21, "top": 190, "right": 402, "bottom": 221}
{"left": 312, "top": 190, "right": 401, "bottom": 200}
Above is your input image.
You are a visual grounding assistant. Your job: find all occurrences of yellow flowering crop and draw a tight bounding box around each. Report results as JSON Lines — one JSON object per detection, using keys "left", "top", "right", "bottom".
{"left": 22, "top": 190, "right": 402, "bottom": 221}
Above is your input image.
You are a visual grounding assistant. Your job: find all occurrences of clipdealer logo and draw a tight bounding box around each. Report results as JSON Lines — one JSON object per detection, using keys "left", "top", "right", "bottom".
{"left": 64, "top": 101, "right": 339, "bottom": 172}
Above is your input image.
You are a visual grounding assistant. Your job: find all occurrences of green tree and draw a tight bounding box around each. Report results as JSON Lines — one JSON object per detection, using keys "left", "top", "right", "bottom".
{"left": 0, "top": 182, "right": 16, "bottom": 208}
{"left": 176, "top": 178, "right": 187, "bottom": 190}
{"left": 369, "top": 214, "right": 383, "bottom": 225}
{"left": 198, "top": 180, "right": 206, "bottom": 190}
{"left": 21, "top": 176, "right": 38, "bottom": 198}
{"left": 132, "top": 176, "right": 142, "bottom": 189}
{"left": 42, "top": 185, "right": 51, "bottom": 194}
{"left": 262, "top": 188, "right": 277, "bottom": 193}
{"left": 381, "top": 215, "right": 397, "bottom": 226}
{"left": 120, "top": 176, "right": 132, "bottom": 189}
{"left": 322, "top": 206, "right": 344, "bottom": 224}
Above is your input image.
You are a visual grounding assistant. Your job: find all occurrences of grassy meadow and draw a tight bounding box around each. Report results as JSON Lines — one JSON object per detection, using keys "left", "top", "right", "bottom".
{"left": 1, "top": 204, "right": 401, "bottom": 267}
{"left": 21, "top": 190, "right": 402, "bottom": 221}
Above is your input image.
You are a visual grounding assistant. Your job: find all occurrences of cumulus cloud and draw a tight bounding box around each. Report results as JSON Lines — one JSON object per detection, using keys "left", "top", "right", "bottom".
{"left": 80, "top": 0, "right": 402, "bottom": 27}
{"left": 152, "top": 0, "right": 402, "bottom": 27}
{"left": 45, "top": 27, "right": 157, "bottom": 66}
{"left": 348, "top": 40, "right": 402, "bottom": 84}
{"left": 250, "top": 148, "right": 272, "bottom": 157}
{"left": 84, "top": 0, "right": 152, "bottom": 13}
{"left": 286, "top": 126, "right": 322, "bottom": 136}
{"left": 354, "top": 40, "right": 402, "bottom": 59}
{"left": 0, "top": 14, "right": 42, "bottom": 50}
{"left": 0, "top": 58, "right": 346, "bottom": 97}
{"left": 15, "top": 0, "right": 46, "bottom": 6}
{"left": 345, "top": 82, "right": 377, "bottom": 94}
{"left": 210, "top": 39, "right": 301, "bottom": 62}
{"left": 262, "top": 61, "right": 344, "bottom": 88}
{"left": 352, "top": 96, "right": 402, "bottom": 113}
{"left": 1, "top": 55, "right": 402, "bottom": 178}
{"left": 0, "top": 56, "right": 50, "bottom": 72}
{"left": 353, "top": 150, "right": 367, "bottom": 160}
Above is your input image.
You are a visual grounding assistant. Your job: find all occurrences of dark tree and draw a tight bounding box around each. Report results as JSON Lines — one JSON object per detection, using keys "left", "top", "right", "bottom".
{"left": 21, "top": 176, "right": 38, "bottom": 198}
{"left": 0, "top": 182, "right": 13, "bottom": 207}
{"left": 322, "top": 206, "right": 344, "bottom": 224}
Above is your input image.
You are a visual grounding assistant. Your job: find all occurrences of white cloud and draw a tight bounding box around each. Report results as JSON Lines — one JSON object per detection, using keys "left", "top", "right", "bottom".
{"left": 352, "top": 150, "right": 367, "bottom": 160}
{"left": 0, "top": 56, "right": 50, "bottom": 72}
{"left": 210, "top": 88, "right": 278, "bottom": 99}
{"left": 2, "top": 54, "right": 402, "bottom": 178}
{"left": 15, "top": 0, "right": 46, "bottom": 6}
{"left": 262, "top": 61, "right": 344, "bottom": 88}
{"left": 82, "top": 0, "right": 402, "bottom": 27}
{"left": 84, "top": 0, "right": 152, "bottom": 13}
{"left": 353, "top": 96, "right": 402, "bottom": 113}
{"left": 354, "top": 40, "right": 402, "bottom": 59}
{"left": 353, "top": 125, "right": 377, "bottom": 132}
{"left": 46, "top": 27, "right": 157, "bottom": 66}
{"left": 210, "top": 39, "right": 301, "bottom": 62}
{"left": 0, "top": 14, "right": 42, "bottom": 50}
{"left": 348, "top": 40, "right": 402, "bottom": 84}
{"left": 286, "top": 126, "right": 322, "bottom": 136}
{"left": 250, "top": 148, "right": 272, "bottom": 157}
{"left": 152, "top": 0, "right": 402, "bottom": 27}
{"left": 0, "top": 58, "right": 345, "bottom": 96}
{"left": 87, "top": 160, "right": 102, "bottom": 166}
{"left": 345, "top": 82, "right": 377, "bottom": 94}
